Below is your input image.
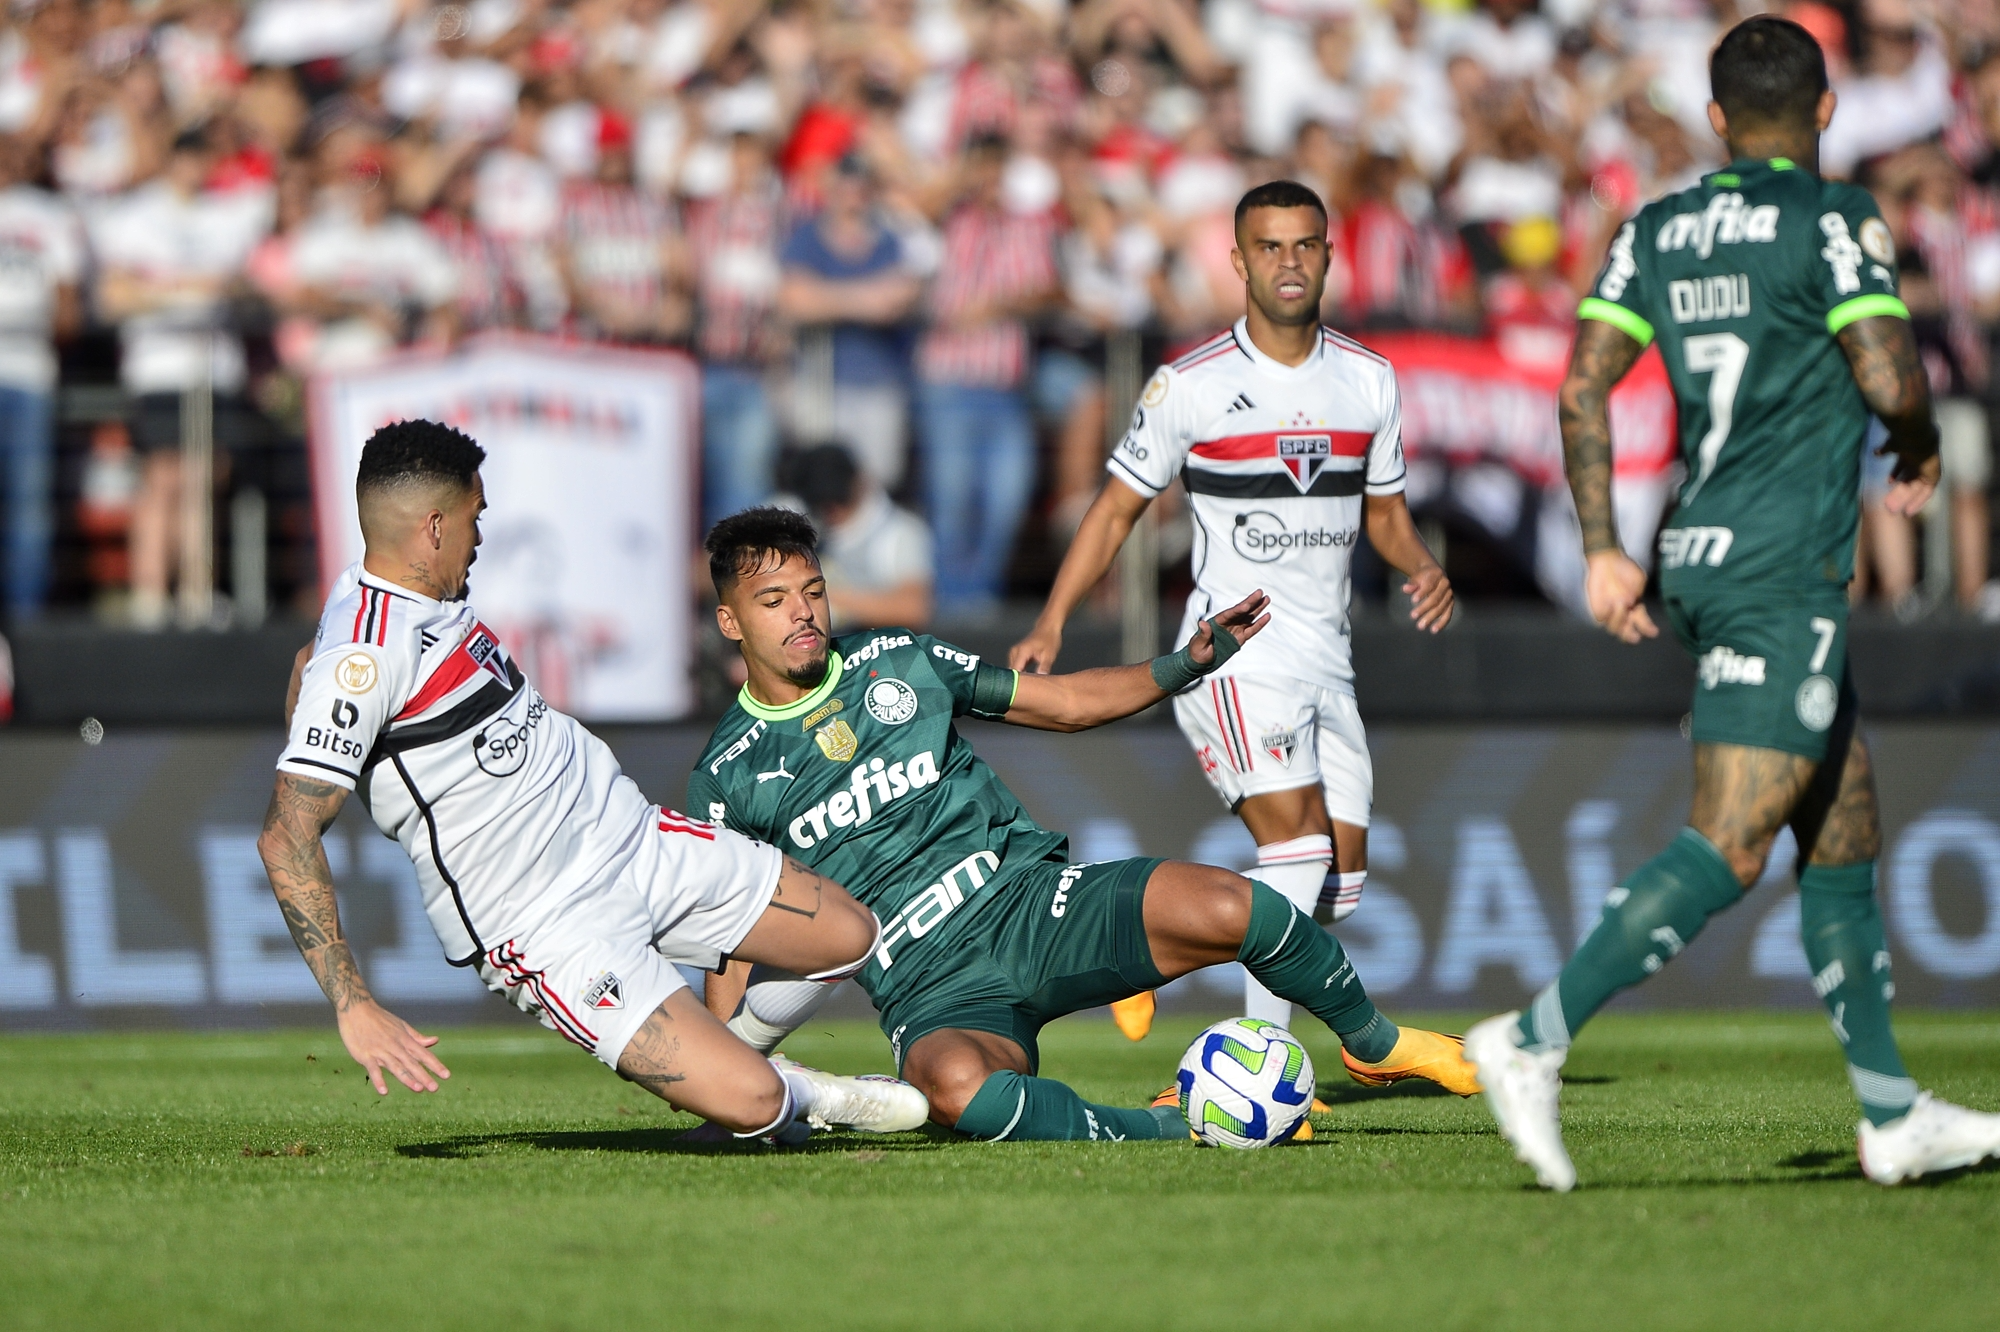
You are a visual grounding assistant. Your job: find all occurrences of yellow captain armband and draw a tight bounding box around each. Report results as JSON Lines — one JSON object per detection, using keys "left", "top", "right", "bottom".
{"left": 1827, "top": 294, "right": 1911, "bottom": 335}
{"left": 1577, "top": 298, "right": 1655, "bottom": 347}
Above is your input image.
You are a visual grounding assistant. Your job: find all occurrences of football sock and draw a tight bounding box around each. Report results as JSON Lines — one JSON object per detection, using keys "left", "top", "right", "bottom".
{"left": 1325, "top": 870, "right": 1366, "bottom": 923}
{"left": 726, "top": 967, "right": 834, "bottom": 1055}
{"left": 1518, "top": 827, "right": 1741, "bottom": 1052}
{"left": 1243, "top": 838, "right": 1333, "bottom": 1026}
{"left": 955, "top": 1070, "right": 1181, "bottom": 1141}
{"left": 1799, "top": 861, "right": 1916, "bottom": 1127}
{"left": 1238, "top": 879, "right": 1399, "bottom": 1062}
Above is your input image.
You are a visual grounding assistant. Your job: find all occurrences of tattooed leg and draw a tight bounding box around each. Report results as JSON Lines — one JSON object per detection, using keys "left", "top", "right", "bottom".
{"left": 1688, "top": 743, "right": 1818, "bottom": 887}
{"left": 616, "top": 989, "right": 787, "bottom": 1132}
{"left": 730, "top": 857, "right": 879, "bottom": 978}
{"left": 1793, "top": 730, "right": 1882, "bottom": 870}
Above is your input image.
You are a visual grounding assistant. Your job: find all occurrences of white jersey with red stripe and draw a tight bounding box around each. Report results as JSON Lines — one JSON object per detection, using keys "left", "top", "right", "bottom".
{"left": 1107, "top": 318, "right": 1406, "bottom": 692}
{"left": 277, "top": 563, "right": 657, "bottom": 966}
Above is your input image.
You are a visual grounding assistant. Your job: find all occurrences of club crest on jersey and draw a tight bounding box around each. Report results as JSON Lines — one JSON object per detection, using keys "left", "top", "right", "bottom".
{"left": 815, "top": 717, "right": 859, "bottom": 763}
{"left": 1260, "top": 728, "right": 1298, "bottom": 766}
{"left": 1277, "top": 435, "right": 1332, "bottom": 492}
{"left": 865, "top": 677, "right": 919, "bottom": 725}
{"left": 582, "top": 971, "right": 623, "bottom": 1010}
{"left": 464, "top": 625, "right": 512, "bottom": 687}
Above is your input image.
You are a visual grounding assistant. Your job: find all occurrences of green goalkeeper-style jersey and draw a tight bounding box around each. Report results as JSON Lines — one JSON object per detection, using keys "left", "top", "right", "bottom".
{"left": 686, "top": 630, "right": 1067, "bottom": 1003}
{"left": 1579, "top": 157, "right": 1910, "bottom": 593}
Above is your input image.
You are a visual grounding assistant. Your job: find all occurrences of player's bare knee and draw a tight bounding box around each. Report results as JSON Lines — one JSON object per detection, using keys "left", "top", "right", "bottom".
{"left": 714, "top": 1063, "right": 789, "bottom": 1135}
{"left": 1192, "top": 869, "right": 1254, "bottom": 945}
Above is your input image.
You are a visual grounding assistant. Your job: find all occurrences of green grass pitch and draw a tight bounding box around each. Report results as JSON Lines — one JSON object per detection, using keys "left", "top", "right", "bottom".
{"left": 4, "top": 1011, "right": 1999, "bottom": 1331}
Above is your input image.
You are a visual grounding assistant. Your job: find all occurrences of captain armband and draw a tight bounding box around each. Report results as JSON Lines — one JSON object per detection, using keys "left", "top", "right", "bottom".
{"left": 968, "top": 663, "right": 1020, "bottom": 719}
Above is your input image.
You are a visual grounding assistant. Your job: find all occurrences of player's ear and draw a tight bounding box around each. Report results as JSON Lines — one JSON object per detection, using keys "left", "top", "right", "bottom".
{"left": 715, "top": 600, "right": 744, "bottom": 643}
{"left": 1706, "top": 100, "right": 1728, "bottom": 142}
{"left": 1815, "top": 88, "right": 1836, "bottom": 134}
{"left": 1229, "top": 245, "right": 1249, "bottom": 283}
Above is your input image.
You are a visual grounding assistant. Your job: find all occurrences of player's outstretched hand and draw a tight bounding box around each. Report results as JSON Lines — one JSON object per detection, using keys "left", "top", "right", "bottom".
{"left": 1009, "top": 621, "right": 1063, "bottom": 674}
{"left": 336, "top": 1001, "right": 451, "bottom": 1095}
{"left": 1882, "top": 448, "right": 1941, "bottom": 518}
{"left": 1190, "top": 589, "right": 1271, "bottom": 664}
{"left": 1585, "top": 550, "right": 1658, "bottom": 644}
{"left": 1404, "top": 565, "right": 1454, "bottom": 633}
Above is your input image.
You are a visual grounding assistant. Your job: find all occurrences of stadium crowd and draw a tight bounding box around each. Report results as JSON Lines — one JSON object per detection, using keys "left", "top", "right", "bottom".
{"left": 0, "top": 0, "right": 1996, "bottom": 627}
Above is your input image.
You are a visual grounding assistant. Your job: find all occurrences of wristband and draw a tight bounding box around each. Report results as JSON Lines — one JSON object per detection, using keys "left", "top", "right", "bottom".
{"left": 1149, "top": 619, "right": 1241, "bottom": 693}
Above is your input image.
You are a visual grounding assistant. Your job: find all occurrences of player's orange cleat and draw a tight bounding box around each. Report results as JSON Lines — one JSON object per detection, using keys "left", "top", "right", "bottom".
{"left": 1311, "top": 1098, "right": 1330, "bottom": 1113}
{"left": 1341, "top": 1028, "right": 1482, "bottom": 1096}
{"left": 1111, "top": 991, "right": 1156, "bottom": 1041}
{"left": 1151, "top": 1084, "right": 1179, "bottom": 1109}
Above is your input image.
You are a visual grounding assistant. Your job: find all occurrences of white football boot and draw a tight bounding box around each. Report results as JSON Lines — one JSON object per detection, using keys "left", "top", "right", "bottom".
{"left": 771, "top": 1054, "right": 931, "bottom": 1133}
{"left": 1857, "top": 1092, "right": 2000, "bottom": 1185}
{"left": 1464, "top": 1012, "right": 1577, "bottom": 1192}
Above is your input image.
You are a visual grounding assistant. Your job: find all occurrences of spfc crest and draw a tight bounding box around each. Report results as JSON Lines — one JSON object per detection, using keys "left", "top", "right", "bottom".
{"left": 814, "top": 717, "right": 859, "bottom": 762}
{"left": 1277, "top": 435, "right": 1331, "bottom": 492}
{"left": 582, "top": 971, "right": 623, "bottom": 1010}
{"left": 1260, "top": 727, "right": 1298, "bottom": 766}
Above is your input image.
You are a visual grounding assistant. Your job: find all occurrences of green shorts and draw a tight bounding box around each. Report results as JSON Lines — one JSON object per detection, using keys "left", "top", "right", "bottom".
{"left": 1664, "top": 589, "right": 1857, "bottom": 761}
{"left": 870, "top": 855, "right": 1168, "bottom": 1074}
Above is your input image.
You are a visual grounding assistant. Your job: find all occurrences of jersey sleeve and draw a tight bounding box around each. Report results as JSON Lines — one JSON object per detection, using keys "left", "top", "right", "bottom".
{"left": 1813, "top": 189, "right": 1909, "bottom": 335}
{"left": 1577, "top": 219, "right": 1656, "bottom": 348}
{"left": 1364, "top": 365, "right": 1407, "bottom": 496}
{"left": 916, "top": 636, "right": 1019, "bottom": 720}
{"left": 275, "top": 643, "right": 403, "bottom": 791}
{"left": 1105, "top": 364, "right": 1195, "bottom": 498}
{"left": 683, "top": 762, "right": 734, "bottom": 835}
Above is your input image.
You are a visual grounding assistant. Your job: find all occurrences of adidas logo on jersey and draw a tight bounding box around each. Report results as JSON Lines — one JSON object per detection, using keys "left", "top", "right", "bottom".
{"left": 787, "top": 751, "right": 941, "bottom": 849}
{"left": 1226, "top": 393, "right": 1256, "bottom": 412}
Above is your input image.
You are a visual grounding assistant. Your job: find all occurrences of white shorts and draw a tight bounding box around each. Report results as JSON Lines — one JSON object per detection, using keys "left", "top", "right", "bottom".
{"left": 1173, "top": 674, "right": 1373, "bottom": 827}
{"left": 477, "top": 808, "right": 783, "bottom": 1069}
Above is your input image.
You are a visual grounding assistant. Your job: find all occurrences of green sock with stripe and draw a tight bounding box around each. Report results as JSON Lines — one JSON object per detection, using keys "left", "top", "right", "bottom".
{"left": 1799, "top": 861, "right": 1916, "bottom": 1127}
{"left": 954, "top": 1070, "right": 1182, "bottom": 1142}
{"left": 1239, "top": 879, "right": 1399, "bottom": 1062}
{"left": 1518, "top": 828, "right": 1742, "bottom": 1051}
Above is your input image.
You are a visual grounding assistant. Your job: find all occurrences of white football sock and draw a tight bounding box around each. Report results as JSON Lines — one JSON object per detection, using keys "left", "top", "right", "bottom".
{"left": 725, "top": 966, "right": 835, "bottom": 1054}
{"left": 1326, "top": 871, "right": 1366, "bottom": 922}
{"left": 1244, "top": 836, "right": 1333, "bottom": 1028}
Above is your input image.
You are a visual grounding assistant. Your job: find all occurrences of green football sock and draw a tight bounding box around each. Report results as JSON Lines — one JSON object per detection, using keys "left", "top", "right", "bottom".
{"left": 1799, "top": 861, "right": 1916, "bottom": 1127}
{"left": 1238, "top": 879, "right": 1399, "bottom": 1062}
{"left": 1519, "top": 828, "right": 1742, "bottom": 1052}
{"left": 954, "top": 1070, "right": 1182, "bottom": 1142}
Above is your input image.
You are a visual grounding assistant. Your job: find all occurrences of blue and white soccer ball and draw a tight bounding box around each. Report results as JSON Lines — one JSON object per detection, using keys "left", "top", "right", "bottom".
{"left": 1176, "top": 1018, "right": 1316, "bottom": 1148}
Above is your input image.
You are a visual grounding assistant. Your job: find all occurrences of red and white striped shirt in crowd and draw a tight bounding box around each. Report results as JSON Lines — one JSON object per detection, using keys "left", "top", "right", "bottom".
{"left": 915, "top": 203, "right": 1055, "bottom": 389}
{"left": 559, "top": 179, "right": 676, "bottom": 315}
{"left": 685, "top": 183, "right": 785, "bottom": 365}
{"left": 945, "top": 55, "right": 1082, "bottom": 153}
{"left": 424, "top": 210, "right": 519, "bottom": 333}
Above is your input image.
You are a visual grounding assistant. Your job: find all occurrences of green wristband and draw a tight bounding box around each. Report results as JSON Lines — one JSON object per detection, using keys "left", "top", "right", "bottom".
{"left": 1149, "top": 620, "right": 1241, "bottom": 693}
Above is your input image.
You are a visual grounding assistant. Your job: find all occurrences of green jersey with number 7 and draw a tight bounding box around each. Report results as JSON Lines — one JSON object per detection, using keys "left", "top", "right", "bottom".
{"left": 1579, "top": 156, "right": 1907, "bottom": 592}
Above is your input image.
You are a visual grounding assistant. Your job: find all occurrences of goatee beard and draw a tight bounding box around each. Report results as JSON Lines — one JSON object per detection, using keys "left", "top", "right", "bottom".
{"left": 786, "top": 650, "right": 830, "bottom": 689}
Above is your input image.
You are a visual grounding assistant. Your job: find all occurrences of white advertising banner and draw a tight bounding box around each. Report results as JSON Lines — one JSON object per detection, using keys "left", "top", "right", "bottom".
{"left": 310, "top": 334, "right": 697, "bottom": 720}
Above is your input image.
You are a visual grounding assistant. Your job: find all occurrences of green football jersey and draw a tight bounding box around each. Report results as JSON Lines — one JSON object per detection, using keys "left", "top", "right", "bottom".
{"left": 686, "top": 630, "right": 1067, "bottom": 1003}
{"left": 1579, "top": 157, "right": 1910, "bottom": 592}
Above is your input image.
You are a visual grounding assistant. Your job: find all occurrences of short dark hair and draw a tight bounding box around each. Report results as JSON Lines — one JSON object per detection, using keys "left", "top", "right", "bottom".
{"left": 1710, "top": 17, "right": 1827, "bottom": 130}
{"left": 705, "top": 506, "right": 820, "bottom": 595}
{"left": 1233, "top": 180, "right": 1328, "bottom": 235}
{"left": 355, "top": 419, "right": 486, "bottom": 496}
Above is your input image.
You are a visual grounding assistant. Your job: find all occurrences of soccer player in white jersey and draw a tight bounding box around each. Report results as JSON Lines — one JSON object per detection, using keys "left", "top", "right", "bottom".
{"left": 1012, "top": 181, "right": 1452, "bottom": 1048}
{"left": 260, "top": 420, "right": 928, "bottom": 1141}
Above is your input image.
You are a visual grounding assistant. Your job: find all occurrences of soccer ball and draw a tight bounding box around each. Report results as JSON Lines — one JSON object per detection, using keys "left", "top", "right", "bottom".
{"left": 1176, "top": 1018, "right": 1316, "bottom": 1148}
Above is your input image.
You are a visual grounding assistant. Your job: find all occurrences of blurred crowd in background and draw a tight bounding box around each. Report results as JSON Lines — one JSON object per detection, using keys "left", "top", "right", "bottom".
{"left": 0, "top": 0, "right": 1998, "bottom": 633}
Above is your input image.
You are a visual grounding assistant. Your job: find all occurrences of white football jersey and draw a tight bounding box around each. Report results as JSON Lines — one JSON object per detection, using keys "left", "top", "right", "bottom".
{"left": 1108, "top": 318, "right": 1406, "bottom": 692}
{"left": 277, "top": 563, "right": 654, "bottom": 966}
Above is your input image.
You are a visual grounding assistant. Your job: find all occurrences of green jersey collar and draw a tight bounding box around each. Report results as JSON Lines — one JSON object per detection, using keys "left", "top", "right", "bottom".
{"left": 737, "top": 652, "right": 846, "bottom": 721}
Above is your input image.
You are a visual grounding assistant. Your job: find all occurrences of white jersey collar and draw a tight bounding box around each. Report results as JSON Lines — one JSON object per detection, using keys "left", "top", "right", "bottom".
{"left": 1230, "top": 316, "right": 1325, "bottom": 380}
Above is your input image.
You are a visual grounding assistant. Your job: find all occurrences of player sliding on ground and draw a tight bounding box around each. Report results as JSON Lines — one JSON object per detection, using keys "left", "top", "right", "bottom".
{"left": 1012, "top": 179, "right": 1451, "bottom": 1043}
{"left": 689, "top": 508, "right": 1477, "bottom": 1142}
{"left": 259, "top": 420, "right": 929, "bottom": 1142}
{"left": 1464, "top": 16, "right": 2000, "bottom": 1190}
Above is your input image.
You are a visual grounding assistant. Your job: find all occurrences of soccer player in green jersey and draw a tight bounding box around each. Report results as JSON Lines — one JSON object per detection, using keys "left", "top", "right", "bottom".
{"left": 1464, "top": 16, "right": 2000, "bottom": 1190}
{"left": 689, "top": 507, "right": 1480, "bottom": 1142}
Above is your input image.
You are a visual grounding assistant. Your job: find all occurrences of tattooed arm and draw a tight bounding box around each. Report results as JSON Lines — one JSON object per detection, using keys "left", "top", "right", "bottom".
{"left": 1836, "top": 314, "right": 1941, "bottom": 516}
{"left": 1559, "top": 318, "right": 1657, "bottom": 643}
{"left": 257, "top": 772, "right": 450, "bottom": 1094}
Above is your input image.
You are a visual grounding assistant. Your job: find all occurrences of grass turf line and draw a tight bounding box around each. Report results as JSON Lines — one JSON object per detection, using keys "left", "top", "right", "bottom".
{"left": 3, "top": 1012, "right": 1998, "bottom": 1331}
